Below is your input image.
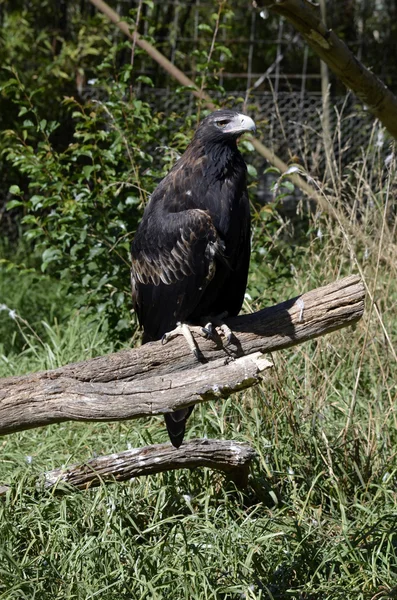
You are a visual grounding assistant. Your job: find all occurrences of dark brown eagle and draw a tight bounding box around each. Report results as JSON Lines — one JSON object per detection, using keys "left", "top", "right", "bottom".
{"left": 130, "top": 109, "right": 256, "bottom": 448}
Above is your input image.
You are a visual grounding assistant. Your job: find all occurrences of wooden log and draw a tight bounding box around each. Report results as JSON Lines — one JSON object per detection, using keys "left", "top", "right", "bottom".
{"left": 0, "top": 439, "right": 256, "bottom": 496}
{"left": 1, "top": 352, "right": 271, "bottom": 436}
{"left": 46, "top": 439, "right": 256, "bottom": 491}
{"left": 0, "top": 275, "right": 365, "bottom": 436}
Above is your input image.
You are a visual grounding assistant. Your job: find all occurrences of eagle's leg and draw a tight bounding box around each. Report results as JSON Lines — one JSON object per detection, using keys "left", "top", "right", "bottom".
{"left": 161, "top": 322, "right": 210, "bottom": 359}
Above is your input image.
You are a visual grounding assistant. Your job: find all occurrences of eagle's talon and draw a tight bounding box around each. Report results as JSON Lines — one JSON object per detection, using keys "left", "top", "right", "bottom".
{"left": 224, "top": 332, "right": 233, "bottom": 346}
{"left": 160, "top": 322, "right": 205, "bottom": 358}
{"left": 199, "top": 314, "right": 235, "bottom": 346}
{"left": 201, "top": 323, "right": 214, "bottom": 339}
{"left": 216, "top": 321, "right": 233, "bottom": 346}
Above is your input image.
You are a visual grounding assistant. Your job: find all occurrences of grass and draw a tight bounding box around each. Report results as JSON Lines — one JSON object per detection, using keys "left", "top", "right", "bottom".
{"left": 1, "top": 145, "right": 397, "bottom": 599}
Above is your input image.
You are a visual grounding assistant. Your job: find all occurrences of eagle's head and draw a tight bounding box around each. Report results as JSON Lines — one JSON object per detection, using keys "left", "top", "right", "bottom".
{"left": 194, "top": 110, "right": 256, "bottom": 143}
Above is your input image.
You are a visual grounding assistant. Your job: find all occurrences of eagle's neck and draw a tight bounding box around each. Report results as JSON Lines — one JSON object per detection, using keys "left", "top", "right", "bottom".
{"left": 203, "top": 139, "right": 243, "bottom": 180}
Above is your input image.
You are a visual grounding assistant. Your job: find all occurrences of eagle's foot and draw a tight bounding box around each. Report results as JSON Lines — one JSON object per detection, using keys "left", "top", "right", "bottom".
{"left": 202, "top": 312, "right": 233, "bottom": 346}
{"left": 161, "top": 322, "right": 208, "bottom": 359}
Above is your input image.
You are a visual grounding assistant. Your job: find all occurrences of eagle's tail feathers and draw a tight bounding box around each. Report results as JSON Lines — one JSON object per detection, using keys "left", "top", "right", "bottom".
{"left": 164, "top": 406, "right": 194, "bottom": 448}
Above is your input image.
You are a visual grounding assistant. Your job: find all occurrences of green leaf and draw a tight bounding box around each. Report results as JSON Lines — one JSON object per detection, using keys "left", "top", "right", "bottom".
{"left": 21, "top": 215, "right": 37, "bottom": 225}
{"left": 82, "top": 165, "right": 94, "bottom": 180}
{"left": 30, "top": 195, "right": 44, "bottom": 207}
{"left": 6, "top": 199, "right": 23, "bottom": 210}
{"left": 216, "top": 45, "right": 233, "bottom": 58}
{"left": 198, "top": 23, "right": 212, "bottom": 33}
{"left": 41, "top": 248, "right": 62, "bottom": 272}
{"left": 116, "top": 318, "right": 130, "bottom": 331}
{"left": 264, "top": 166, "right": 281, "bottom": 175}
{"left": 240, "top": 140, "right": 255, "bottom": 152}
{"left": 24, "top": 229, "right": 42, "bottom": 240}
{"left": 9, "top": 185, "right": 21, "bottom": 195}
{"left": 126, "top": 196, "right": 140, "bottom": 205}
{"left": 0, "top": 78, "right": 18, "bottom": 91}
{"left": 136, "top": 76, "right": 154, "bottom": 87}
{"left": 281, "top": 180, "right": 295, "bottom": 192}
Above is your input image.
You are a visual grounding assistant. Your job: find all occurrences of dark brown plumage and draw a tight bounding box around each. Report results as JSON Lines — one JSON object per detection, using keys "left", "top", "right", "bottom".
{"left": 130, "top": 109, "right": 256, "bottom": 447}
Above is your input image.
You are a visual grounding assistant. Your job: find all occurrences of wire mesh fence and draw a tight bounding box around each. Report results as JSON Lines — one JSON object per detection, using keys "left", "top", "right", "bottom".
{"left": 139, "top": 86, "right": 386, "bottom": 177}
{"left": 122, "top": 0, "right": 391, "bottom": 183}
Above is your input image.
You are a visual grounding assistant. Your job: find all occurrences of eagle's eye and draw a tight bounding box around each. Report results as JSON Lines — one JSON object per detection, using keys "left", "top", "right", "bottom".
{"left": 216, "top": 119, "right": 230, "bottom": 129}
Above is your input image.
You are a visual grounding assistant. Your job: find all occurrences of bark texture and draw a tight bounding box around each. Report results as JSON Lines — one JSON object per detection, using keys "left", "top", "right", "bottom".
{"left": 0, "top": 275, "right": 365, "bottom": 436}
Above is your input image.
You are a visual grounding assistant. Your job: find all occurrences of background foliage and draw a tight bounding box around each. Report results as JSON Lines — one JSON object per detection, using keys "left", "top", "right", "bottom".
{"left": 0, "top": 1, "right": 396, "bottom": 599}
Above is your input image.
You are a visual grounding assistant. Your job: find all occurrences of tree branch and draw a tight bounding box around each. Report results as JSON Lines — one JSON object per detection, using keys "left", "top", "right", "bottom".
{"left": 32, "top": 439, "right": 255, "bottom": 494}
{"left": 255, "top": 0, "right": 397, "bottom": 139}
{"left": 0, "top": 275, "right": 365, "bottom": 436}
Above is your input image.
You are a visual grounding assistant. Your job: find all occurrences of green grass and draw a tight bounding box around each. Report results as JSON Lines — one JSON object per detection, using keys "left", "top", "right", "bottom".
{"left": 1, "top": 160, "right": 397, "bottom": 598}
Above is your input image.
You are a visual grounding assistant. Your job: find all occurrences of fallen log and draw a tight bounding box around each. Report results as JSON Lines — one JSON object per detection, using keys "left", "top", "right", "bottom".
{"left": 0, "top": 275, "right": 365, "bottom": 436}
{"left": 1, "top": 439, "right": 255, "bottom": 496}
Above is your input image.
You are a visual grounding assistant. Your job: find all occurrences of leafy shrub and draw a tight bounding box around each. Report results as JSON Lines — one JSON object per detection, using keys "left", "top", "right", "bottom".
{"left": 2, "top": 56, "right": 173, "bottom": 334}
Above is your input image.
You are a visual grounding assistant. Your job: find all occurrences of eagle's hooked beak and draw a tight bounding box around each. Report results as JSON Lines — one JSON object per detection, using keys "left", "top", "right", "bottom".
{"left": 226, "top": 113, "right": 256, "bottom": 135}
